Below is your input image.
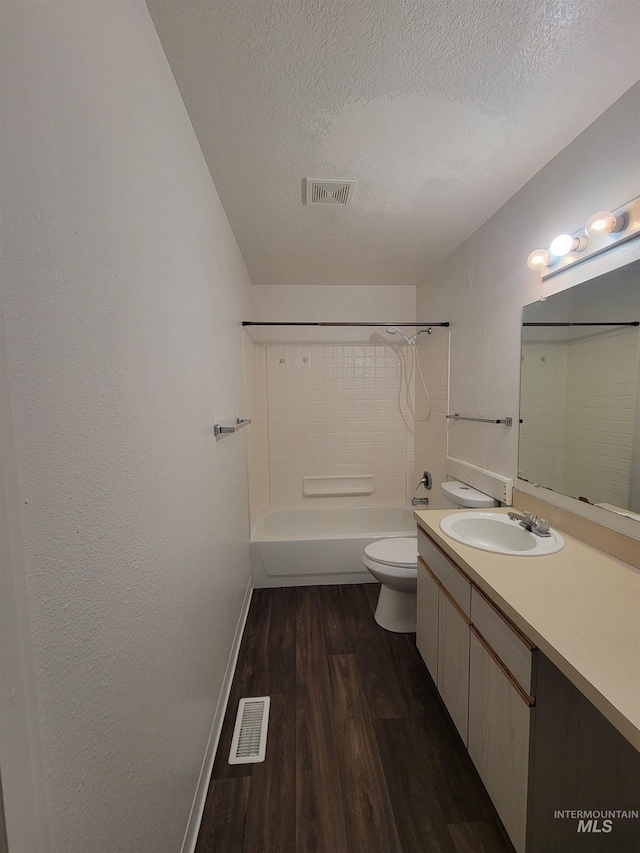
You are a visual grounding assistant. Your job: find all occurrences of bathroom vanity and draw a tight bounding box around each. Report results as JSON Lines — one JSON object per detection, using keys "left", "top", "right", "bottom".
{"left": 414, "top": 507, "right": 640, "bottom": 853}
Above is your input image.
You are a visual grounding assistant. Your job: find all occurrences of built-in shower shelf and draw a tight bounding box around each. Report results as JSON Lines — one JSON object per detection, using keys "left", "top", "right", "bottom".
{"left": 303, "top": 475, "right": 374, "bottom": 497}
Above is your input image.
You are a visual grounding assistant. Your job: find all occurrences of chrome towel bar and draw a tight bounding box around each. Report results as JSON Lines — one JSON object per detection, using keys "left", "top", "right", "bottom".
{"left": 213, "top": 418, "right": 251, "bottom": 436}
{"left": 446, "top": 413, "right": 513, "bottom": 426}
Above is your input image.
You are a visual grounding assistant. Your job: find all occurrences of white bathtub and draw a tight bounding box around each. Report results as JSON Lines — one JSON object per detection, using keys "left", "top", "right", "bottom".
{"left": 250, "top": 504, "right": 417, "bottom": 587}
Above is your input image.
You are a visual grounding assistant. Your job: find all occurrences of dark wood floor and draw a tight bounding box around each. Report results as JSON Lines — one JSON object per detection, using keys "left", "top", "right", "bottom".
{"left": 195, "top": 584, "right": 516, "bottom": 853}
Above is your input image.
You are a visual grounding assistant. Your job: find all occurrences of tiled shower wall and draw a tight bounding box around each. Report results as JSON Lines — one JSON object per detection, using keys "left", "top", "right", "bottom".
{"left": 244, "top": 332, "right": 451, "bottom": 528}
{"left": 520, "top": 327, "right": 640, "bottom": 509}
{"left": 413, "top": 332, "right": 450, "bottom": 509}
{"left": 264, "top": 343, "right": 413, "bottom": 509}
{"left": 518, "top": 341, "right": 568, "bottom": 493}
{"left": 563, "top": 328, "right": 639, "bottom": 508}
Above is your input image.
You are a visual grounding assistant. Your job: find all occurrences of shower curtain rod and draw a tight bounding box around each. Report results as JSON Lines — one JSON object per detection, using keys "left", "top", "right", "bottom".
{"left": 242, "top": 321, "right": 450, "bottom": 327}
{"left": 523, "top": 321, "right": 639, "bottom": 327}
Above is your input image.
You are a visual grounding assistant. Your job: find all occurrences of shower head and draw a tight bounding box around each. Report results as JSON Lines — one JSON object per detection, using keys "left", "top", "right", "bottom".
{"left": 386, "top": 326, "right": 413, "bottom": 344}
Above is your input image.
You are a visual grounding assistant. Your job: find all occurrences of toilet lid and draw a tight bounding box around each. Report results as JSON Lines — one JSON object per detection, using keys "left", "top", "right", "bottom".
{"left": 364, "top": 537, "right": 418, "bottom": 568}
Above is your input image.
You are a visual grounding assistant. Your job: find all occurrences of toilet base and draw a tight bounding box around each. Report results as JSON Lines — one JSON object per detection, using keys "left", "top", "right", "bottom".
{"left": 374, "top": 585, "right": 417, "bottom": 633}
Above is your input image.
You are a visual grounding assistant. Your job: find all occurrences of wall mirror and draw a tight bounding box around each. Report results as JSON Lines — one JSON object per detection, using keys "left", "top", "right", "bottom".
{"left": 518, "top": 259, "right": 640, "bottom": 522}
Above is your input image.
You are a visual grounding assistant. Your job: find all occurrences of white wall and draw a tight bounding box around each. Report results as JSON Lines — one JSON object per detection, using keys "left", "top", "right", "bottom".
{"left": 416, "top": 83, "right": 640, "bottom": 517}
{"left": 248, "top": 284, "right": 416, "bottom": 342}
{"left": 0, "top": 3, "right": 252, "bottom": 852}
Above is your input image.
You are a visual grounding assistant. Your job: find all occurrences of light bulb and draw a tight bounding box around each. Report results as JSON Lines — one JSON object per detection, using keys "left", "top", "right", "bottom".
{"left": 549, "top": 233, "right": 587, "bottom": 257}
{"left": 527, "top": 249, "right": 553, "bottom": 271}
{"left": 585, "top": 210, "right": 624, "bottom": 237}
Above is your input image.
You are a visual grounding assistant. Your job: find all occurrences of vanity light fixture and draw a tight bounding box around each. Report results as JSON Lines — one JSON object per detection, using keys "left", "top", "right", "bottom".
{"left": 526, "top": 249, "right": 554, "bottom": 271}
{"left": 585, "top": 210, "right": 625, "bottom": 237}
{"left": 527, "top": 194, "right": 640, "bottom": 279}
{"left": 549, "top": 233, "right": 587, "bottom": 257}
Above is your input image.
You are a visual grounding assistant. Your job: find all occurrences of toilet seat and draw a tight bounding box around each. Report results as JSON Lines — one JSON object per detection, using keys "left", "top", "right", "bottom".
{"left": 364, "top": 537, "right": 417, "bottom": 569}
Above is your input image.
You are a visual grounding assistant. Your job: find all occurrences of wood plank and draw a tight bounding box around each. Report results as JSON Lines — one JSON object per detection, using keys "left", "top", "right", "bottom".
{"left": 238, "top": 588, "right": 274, "bottom": 695}
{"left": 295, "top": 587, "right": 327, "bottom": 685}
{"left": 448, "top": 820, "right": 515, "bottom": 853}
{"left": 374, "top": 716, "right": 458, "bottom": 853}
{"left": 339, "top": 584, "right": 408, "bottom": 720}
{"left": 194, "top": 777, "right": 250, "bottom": 853}
{"left": 328, "top": 654, "right": 403, "bottom": 853}
{"left": 211, "top": 588, "right": 273, "bottom": 779}
{"left": 384, "top": 631, "right": 440, "bottom": 718}
{"left": 266, "top": 585, "right": 298, "bottom": 693}
{"left": 419, "top": 691, "right": 497, "bottom": 824}
{"left": 296, "top": 588, "right": 349, "bottom": 853}
{"left": 197, "top": 584, "right": 519, "bottom": 853}
{"left": 243, "top": 693, "right": 296, "bottom": 853}
{"left": 363, "top": 581, "right": 380, "bottom": 614}
{"left": 320, "top": 584, "right": 357, "bottom": 656}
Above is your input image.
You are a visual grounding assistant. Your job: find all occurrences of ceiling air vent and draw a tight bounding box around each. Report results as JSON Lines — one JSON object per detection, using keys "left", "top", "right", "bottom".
{"left": 304, "top": 178, "right": 356, "bottom": 206}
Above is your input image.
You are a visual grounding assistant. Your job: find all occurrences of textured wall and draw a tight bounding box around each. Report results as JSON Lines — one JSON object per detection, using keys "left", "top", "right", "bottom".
{"left": 248, "top": 284, "right": 417, "bottom": 342}
{"left": 146, "top": 0, "right": 640, "bottom": 286}
{"left": 0, "top": 3, "right": 251, "bottom": 852}
{"left": 416, "top": 83, "right": 640, "bottom": 517}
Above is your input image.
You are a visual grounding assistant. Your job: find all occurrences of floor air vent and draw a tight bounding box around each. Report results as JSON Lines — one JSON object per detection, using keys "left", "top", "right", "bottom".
{"left": 228, "top": 696, "right": 270, "bottom": 764}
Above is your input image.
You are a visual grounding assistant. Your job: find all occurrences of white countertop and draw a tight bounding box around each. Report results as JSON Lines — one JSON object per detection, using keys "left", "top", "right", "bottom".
{"left": 414, "top": 507, "right": 640, "bottom": 751}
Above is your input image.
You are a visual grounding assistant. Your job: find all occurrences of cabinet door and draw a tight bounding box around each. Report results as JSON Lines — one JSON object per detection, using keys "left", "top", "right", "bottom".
{"left": 416, "top": 560, "right": 439, "bottom": 684}
{"left": 468, "top": 630, "right": 531, "bottom": 853}
{"left": 437, "top": 589, "right": 470, "bottom": 745}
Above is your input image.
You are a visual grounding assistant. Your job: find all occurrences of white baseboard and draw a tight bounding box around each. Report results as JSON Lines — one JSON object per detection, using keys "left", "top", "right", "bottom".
{"left": 180, "top": 578, "right": 253, "bottom": 853}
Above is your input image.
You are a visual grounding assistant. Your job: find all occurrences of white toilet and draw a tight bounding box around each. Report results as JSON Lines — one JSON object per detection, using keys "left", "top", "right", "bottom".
{"left": 363, "top": 481, "right": 498, "bottom": 633}
{"left": 363, "top": 536, "right": 418, "bottom": 633}
{"left": 441, "top": 480, "right": 499, "bottom": 510}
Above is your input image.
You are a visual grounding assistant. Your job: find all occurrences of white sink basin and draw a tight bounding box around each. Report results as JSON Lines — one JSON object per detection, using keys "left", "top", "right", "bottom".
{"left": 439, "top": 512, "right": 564, "bottom": 556}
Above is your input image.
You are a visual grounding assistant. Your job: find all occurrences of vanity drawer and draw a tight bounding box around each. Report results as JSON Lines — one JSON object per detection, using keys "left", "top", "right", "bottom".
{"left": 418, "top": 527, "right": 471, "bottom": 616}
{"left": 471, "top": 587, "right": 535, "bottom": 695}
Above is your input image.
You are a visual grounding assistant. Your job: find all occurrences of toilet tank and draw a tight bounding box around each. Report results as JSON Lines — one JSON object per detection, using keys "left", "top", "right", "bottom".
{"left": 441, "top": 480, "right": 499, "bottom": 509}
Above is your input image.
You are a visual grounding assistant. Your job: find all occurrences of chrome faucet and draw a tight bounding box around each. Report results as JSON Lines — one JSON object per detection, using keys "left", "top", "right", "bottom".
{"left": 415, "top": 471, "right": 432, "bottom": 491}
{"left": 507, "top": 511, "right": 551, "bottom": 537}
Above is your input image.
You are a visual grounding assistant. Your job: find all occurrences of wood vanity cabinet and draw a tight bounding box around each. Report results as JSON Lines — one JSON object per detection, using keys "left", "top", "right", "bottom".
{"left": 416, "top": 553, "right": 439, "bottom": 682}
{"left": 416, "top": 523, "right": 640, "bottom": 853}
{"left": 417, "top": 526, "right": 531, "bottom": 847}
{"left": 437, "top": 590, "right": 470, "bottom": 744}
{"left": 417, "top": 528, "right": 471, "bottom": 745}
{"left": 468, "top": 599, "right": 534, "bottom": 853}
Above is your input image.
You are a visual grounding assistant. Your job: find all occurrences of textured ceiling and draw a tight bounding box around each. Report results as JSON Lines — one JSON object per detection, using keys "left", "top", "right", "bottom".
{"left": 146, "top": 0, "right": 640, "bottom": 286}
